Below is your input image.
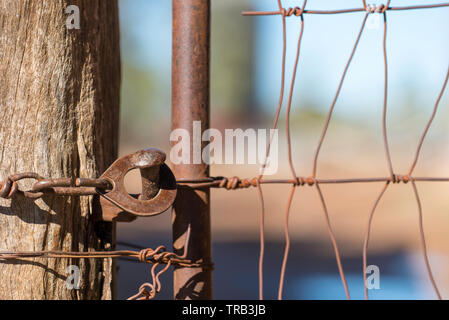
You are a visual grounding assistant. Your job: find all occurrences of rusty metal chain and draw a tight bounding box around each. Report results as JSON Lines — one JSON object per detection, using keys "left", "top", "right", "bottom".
{"left": 0, "top": 173, "right": 110, "bottom": 199}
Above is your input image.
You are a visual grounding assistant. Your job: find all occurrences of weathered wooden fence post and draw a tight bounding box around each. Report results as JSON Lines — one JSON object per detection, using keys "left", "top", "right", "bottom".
{"left": 172, "top": 0, "right": 213, "bottom": 300}
{"left": 0, "top": 0, "right": 120, "bottom": 299}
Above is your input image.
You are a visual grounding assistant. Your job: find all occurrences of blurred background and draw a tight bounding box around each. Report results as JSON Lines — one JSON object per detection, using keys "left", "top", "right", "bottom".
{"left": 116, "top": 0, "right": 449, "bottom": 300}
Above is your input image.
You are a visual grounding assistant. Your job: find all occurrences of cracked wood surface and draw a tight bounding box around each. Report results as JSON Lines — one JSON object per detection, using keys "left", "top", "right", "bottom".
{"left": 0, "top": 0, "right": 120, "bottom": 299}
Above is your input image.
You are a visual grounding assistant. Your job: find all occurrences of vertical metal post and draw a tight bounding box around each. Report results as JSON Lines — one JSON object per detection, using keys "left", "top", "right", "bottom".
{"left": 172, "top": 0, "right": 213, "bottom": 300}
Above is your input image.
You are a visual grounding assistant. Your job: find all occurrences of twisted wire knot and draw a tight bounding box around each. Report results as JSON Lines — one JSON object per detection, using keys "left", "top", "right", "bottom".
{"left": 135, "top": 283, "right": 156, "bottom": 300}
{"left": 282, "top": 7, "right": 304, "bottom": 17}
{"left": 139, "top": 246, "right": 177, "bottom": 263}
{"left": 138, "top": 248, "right": 158, "bottom": 263}
{"left": 390, "top": 174, "right": 411, "bottom": 184}
{"left": 294, "top": 177, "right": 316, "bottom": 187}
{"left": 365, "top": 4, "right": 387, "bottom": 13}
{"left": 218, "top": 177, "right": 259, "bottom": 190}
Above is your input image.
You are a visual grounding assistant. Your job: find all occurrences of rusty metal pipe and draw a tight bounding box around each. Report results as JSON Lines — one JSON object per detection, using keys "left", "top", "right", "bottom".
{"left": 172, "top": 0, "right": 212, "bottom": 300}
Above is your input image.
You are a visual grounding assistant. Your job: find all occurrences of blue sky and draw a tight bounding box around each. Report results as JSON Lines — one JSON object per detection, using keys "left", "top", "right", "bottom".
{"left": 119, "top": 0, "right": 449, "bottom": 121}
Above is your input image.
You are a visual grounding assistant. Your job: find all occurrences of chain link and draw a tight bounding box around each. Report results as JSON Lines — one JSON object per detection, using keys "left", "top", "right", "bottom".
{"left": 0, "top": 173, "right": 112, "bottom": 200}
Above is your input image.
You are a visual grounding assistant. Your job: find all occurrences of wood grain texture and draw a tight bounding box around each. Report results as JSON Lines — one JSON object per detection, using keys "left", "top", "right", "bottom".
{"left": 0, "top": 0, "right": 120, "bottom": 299}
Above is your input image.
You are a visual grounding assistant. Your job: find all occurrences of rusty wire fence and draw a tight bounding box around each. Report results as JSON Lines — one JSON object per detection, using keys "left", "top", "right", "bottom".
{"left": 226, "top": 0, "right": 449, "bottom": 300}
{"left": 176, "top": 0, "right": 449, "bottom": 300}
{"left": 153, "top": 0, "right": 449, "bottom": 300}
{"left": 1, "top": 0, "right": 449, "bottom": 301}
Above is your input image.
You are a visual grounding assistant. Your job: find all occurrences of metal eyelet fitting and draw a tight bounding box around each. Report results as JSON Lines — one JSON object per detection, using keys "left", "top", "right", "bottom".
{"left": 98, "top": 149, "right": 177, "bottom": 220}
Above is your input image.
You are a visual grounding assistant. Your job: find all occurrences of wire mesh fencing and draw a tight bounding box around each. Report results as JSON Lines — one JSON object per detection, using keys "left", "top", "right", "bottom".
{"left": 226, "top": 0, "right": 449, "bottom": 300}
{"left": 1, "top": 0, "right": 449, "bottom": 301}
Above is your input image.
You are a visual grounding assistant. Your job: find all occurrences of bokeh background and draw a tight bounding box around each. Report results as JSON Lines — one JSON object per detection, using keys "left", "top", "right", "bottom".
{"left": 116, "top": 0, "right": 449, "bottom": 300}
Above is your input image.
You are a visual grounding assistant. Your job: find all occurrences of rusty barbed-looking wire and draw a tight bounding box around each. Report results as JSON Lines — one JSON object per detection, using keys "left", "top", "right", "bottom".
{"left": 1, "top": 1, "right": 449, "bottom": 301}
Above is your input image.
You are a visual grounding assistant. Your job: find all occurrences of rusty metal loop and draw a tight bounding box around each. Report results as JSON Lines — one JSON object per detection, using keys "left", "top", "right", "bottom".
{"left": 0, "top": 178, "right": 14, "bottom": 199}
{"left": 0, "top": 150, "right": 177, "bottom": 219}
{"left": 0, "top": 174, "right": 112, "bottom": 200}
{"left": 0, "top": 173, "right": 44, "bottom": 199}
{"left": 98, "top": 149, "right": 177, "bottom": 217}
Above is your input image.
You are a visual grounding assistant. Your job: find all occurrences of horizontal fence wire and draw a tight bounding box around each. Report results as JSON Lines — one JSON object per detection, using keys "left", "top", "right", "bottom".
{"left": 0, "top": 225, "right": 210, "bottom": 300}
